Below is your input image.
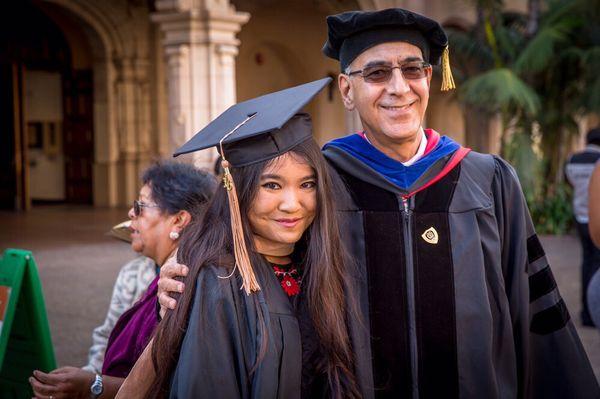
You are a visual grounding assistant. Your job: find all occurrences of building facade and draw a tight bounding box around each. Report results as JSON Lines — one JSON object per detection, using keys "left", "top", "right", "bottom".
{"left": 2, "top": 0, "right": 528, "bottom": 210}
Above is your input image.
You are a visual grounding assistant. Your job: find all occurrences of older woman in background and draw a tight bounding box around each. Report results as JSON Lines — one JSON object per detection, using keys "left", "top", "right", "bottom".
{"left": 30, "top": 161, "right": 216, "bottom": 399}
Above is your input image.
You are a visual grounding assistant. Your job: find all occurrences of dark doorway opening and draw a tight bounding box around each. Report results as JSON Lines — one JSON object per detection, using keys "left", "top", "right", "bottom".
{"left": 0, "top": 1, "right": 94, "bottom": 210}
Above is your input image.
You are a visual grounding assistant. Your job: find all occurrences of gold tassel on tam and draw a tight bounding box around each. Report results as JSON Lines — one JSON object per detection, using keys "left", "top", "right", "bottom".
{"left": 441, "top": 46, "right": 456, "bottom": 91}
{"left": 217, "top": 114, "right": 261, "bottom": 295}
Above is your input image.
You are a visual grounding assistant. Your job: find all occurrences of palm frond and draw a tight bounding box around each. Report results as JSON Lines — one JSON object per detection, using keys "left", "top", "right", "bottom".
{"left": 581, "top": 0, "right": 600, "bottom": 21}
{"left": 580, "top": 75, "right": 600, "bottom": 112}
{"left": 448, "top": 30, "right": 494, "bottom": 70}
{"left": 503, "top": 129, "right": 540, "bottom": 194}
{"left": 513, "top": 19, "right": 576, "bottom": 74}
{"left": 582, "top": 47, "right": 600, "bottom": 70}
{"left": 495, "top": 25, "right": 526, "bottom": 63}
{"left": 460, "top": 68, "right": 541, "bottom": 115}
{"left": 542, "top": 0, "right": 581, "bottom": 26}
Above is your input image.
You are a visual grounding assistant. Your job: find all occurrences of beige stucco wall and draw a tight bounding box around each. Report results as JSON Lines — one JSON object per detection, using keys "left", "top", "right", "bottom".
{"left": 427, "top": 88, "right": 465, "bottom": 145}
{"left": 234, "top": 1, "right": 349, "bottom": 145}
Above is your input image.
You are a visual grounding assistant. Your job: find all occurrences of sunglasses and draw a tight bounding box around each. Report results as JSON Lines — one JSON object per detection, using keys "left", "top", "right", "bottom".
{"left": 347, "top": 61, "right": 432, "bottom": 84}
{"left": 133, "top": 199, "right": 160, "bottom": 217}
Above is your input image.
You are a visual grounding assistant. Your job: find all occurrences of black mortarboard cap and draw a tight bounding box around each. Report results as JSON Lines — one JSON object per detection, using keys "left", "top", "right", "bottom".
{"left": 173, "top": 77, "right": 332, "bottom": 167}
{"left": 322, "top": 8, "right": 448, "bottom": 71}
{"left": 173, "top": 78, "right": 332, "bottom": 296}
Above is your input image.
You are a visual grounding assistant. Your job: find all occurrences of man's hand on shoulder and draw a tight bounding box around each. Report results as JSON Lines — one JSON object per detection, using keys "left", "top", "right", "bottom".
{"left": 158, "top": 256, "right": 189, "bottom": 318}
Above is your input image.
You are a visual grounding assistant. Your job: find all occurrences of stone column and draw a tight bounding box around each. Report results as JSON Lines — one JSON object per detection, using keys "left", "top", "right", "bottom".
{"left": 152, "top": 0, "right": 249, "bottom": 169}
{"left": 114, "top": 56, "right": 152, "bottom": 205}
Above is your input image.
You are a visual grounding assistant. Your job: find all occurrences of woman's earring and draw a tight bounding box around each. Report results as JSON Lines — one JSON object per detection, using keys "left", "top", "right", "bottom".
{"left": 169, "top": 231, "right": 180, "bottom": 240}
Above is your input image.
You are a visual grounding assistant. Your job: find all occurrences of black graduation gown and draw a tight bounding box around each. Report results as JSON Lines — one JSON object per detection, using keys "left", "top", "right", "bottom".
{"left": 324, "top": 146, "right": 600, "bottom": 399}
{"left": 169, "top": 259, "right": 303, "bottom": 399}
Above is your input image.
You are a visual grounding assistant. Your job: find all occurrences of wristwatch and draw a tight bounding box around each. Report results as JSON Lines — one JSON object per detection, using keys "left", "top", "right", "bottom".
{"left": 90, "top": 374, "right": 104, "bottom": 398}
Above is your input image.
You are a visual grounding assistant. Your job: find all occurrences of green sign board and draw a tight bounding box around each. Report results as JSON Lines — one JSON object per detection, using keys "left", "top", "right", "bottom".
{"left": 0, "top": 249, "right": 56, "bottom": 398}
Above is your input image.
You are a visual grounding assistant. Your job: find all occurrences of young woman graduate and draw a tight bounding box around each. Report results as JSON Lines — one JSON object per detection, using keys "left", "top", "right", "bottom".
{"left": 117, "top": 78, "right": 361, "bottom": 399}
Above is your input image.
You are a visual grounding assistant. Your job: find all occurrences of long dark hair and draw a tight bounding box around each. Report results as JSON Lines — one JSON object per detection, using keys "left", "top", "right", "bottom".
{"left": 142, "top": 161, "right": 216, "bottom": 215}
{"left": 147, "top": 139, "right": 360, "bottom": 398}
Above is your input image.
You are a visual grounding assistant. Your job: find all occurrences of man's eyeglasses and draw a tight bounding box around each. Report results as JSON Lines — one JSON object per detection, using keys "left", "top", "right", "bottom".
{"left": 133, "top": 200, "right": 160, "bottom": 217}
{"left": 347, "top": 61, "right": 431, "bottom": 84}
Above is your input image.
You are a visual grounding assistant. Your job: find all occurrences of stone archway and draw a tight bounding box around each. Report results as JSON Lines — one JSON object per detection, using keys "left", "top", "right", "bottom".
{"left": 41, "top": 0, "right": 123, "bottom": 207}
{"left": 37, "top": 0, "right": 155, "bottom": 207}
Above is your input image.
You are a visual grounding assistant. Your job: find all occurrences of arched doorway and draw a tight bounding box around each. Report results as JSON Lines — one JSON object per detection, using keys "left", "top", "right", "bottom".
{"left": 0, "top": 1, "right": 94, "bottom": 210}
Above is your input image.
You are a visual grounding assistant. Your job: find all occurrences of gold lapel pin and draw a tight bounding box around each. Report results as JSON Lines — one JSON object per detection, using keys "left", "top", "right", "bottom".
{"left": 421, "top": 227, "right": 439, "bottom": 244}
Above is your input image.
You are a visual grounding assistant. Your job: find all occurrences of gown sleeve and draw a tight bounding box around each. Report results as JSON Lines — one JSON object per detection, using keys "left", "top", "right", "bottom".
{"left": 492, "top": 156, "right": 600, "bottom": 398}
{"left": 170, "top": 265, "right": 252, "bottom": 399}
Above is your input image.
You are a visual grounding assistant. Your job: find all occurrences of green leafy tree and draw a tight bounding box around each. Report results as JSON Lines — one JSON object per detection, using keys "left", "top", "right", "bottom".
{"left": 448, "top": 0, "right": 600, "bottom": 233}
{"left": 515, "top": 0, "right": 600, "bottom": 192}
{"left": 448, "top": 5, "right": 540, "bottom": 160}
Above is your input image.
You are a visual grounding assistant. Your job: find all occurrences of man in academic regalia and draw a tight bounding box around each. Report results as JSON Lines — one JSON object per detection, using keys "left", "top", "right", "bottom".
{"left": 157, "top": 8, "right": 599, "bottom": 399}
{"left": 320, "top": 8, "right": 599, "bottom": 399}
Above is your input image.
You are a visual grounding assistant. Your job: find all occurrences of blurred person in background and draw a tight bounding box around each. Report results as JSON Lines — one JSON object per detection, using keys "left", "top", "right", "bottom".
{"left": 29, "top": 161, "right": 216, "bottom": 399}
{"left": 590, "top": 162, "right": 600, "bottom": 247}
{"left": 586, "top": 162, "right": 600, "bottom": 328}
{"left": 565, "top": 127, "right": 600, "bottom": 326}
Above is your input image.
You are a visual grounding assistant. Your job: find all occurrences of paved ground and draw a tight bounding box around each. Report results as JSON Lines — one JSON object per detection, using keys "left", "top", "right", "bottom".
{"left": 1, "top": 205, "right": 599, "bottom": 380}
{"left": 0, "top": 205, "right": 133, "bottom": 368}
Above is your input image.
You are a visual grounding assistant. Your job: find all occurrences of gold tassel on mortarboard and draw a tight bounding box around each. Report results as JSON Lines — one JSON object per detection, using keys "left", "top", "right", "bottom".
{"left": 218, "top": 114, "right": 261, "bottom": 295}
{"left": 441, "top": 46, "right": 456, "bottom": 91}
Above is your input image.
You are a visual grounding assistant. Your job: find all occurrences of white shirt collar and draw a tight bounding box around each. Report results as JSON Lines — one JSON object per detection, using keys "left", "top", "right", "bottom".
{"left": 401, "top": 130, "right": 427, "bottom": 166}
{"left": 364, "top": 129, "right": 427, "bottom": 166}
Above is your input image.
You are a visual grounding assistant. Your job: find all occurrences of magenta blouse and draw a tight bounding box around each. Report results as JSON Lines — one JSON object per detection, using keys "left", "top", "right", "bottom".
{"left": 102, "top": 275, "right": 159, "bottom": 378}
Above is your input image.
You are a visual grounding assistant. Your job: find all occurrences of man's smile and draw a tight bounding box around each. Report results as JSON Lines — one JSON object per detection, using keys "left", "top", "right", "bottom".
{"left": 380, "top": 100, "right": 416, "bottom": 111}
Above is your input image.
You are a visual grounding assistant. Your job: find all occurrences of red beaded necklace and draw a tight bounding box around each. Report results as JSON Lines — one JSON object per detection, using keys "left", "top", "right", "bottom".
{"left": 271, "top": 264, "right": 302, "bottom": 296}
